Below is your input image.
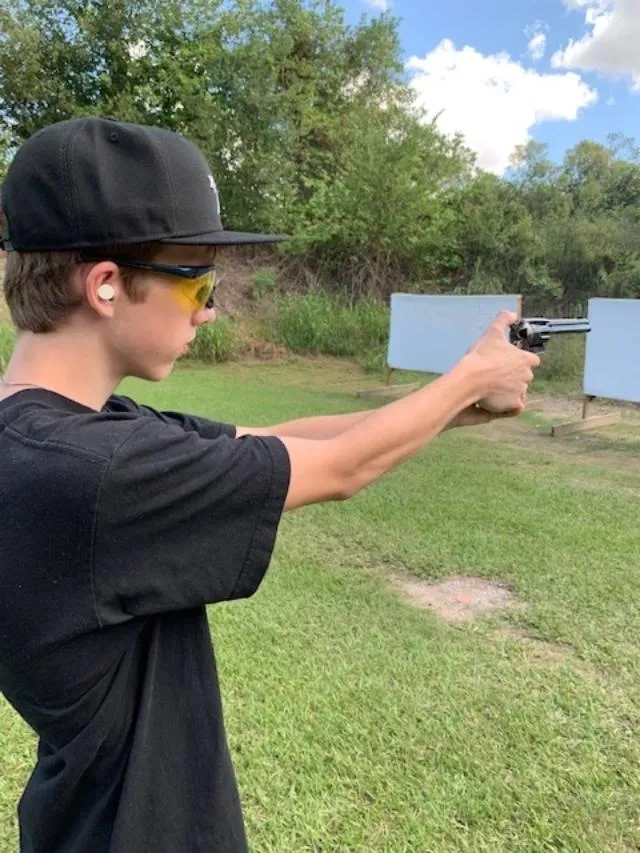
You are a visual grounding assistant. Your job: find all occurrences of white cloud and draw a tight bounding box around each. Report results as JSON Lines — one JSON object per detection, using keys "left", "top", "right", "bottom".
{"left": 528, "top": 33, "right": 547, "bottom": 61}
{"left": 562, "top": 0, "right": 611, "bottom": 21}
{"left": 407, "top": 39, "right": 598, "bottom": 175}
{"left": 553, "top": 0, "right": 640, "bottom": 90}
{"left": 526, "top": 22, "right": 549, "bottom": 61}
{"left": 364, "top": 0, "right": 389, "bottom": 10}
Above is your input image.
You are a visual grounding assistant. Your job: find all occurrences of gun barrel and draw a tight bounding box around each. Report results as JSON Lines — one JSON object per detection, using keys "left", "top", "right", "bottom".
{"left": 543, "top": 318, "right": 591, "bottom": 335}
{"left": 523, "top": 317, "right": 590, "bottom": 331}
{"left": 510, "top": 317, "right": 591, "bottom": 352}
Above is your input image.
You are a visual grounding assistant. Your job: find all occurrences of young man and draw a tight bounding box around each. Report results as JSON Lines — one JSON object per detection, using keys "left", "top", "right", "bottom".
{"left": 0, "top": 117, "right": 539, "bottom": 853}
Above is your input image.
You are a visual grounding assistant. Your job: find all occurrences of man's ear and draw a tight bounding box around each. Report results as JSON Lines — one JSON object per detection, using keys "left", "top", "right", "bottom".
{"left": 83, "top": 261, "right": 121, "bottom": 316}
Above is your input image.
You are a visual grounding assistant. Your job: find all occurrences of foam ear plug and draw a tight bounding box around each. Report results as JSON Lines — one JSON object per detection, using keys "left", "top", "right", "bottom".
{"left": 97, "top": 284, "right": 115, "bottom": 302}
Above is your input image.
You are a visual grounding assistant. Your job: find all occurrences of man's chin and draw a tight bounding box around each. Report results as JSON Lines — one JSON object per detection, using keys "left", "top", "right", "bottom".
{"left": 130, "top": 361, "right": 177, "bottom": 383}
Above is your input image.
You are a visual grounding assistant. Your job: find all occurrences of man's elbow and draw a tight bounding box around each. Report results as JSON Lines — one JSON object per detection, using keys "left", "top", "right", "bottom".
{"left": 281, "top": 437, "right": 363, "bottom": 509}
{"left": 332, "top": 464, "right": 375, "bottom": 501}
{"left": 332, "top": 478, "right": 356, "bottom": 501}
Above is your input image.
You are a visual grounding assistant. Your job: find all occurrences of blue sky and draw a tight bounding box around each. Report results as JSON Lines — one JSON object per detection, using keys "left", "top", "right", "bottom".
{"left": 339, "top": 0, "right": 640, "bottom": 173}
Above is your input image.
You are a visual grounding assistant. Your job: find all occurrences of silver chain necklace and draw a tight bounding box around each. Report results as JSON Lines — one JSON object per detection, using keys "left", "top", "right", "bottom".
{"left": 0, "top": 378, "right": 44, "bottom": 389}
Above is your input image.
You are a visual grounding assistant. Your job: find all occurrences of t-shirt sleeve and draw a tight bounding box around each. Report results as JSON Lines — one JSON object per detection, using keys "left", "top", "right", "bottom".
{"left": 105, "top": 394, "right": 236, "bottom": 440}
{"left": 92, "top": 419, "right": 291, "bottom": 625}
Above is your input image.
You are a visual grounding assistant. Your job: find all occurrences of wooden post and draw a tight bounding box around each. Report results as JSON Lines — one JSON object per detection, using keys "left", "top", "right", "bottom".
{"left": 582, "top": 395, "right": 595, "bottom": 420}
{"left": 385, "top": 367, "right": 395, "bottom": 386}
{"left": 550, "top": 394, "right": 621, "bottom": 437}
{"left": 552, "top": 412, "right": 621, "bottom": 437}
{"left": 516, "top": 295, "right": 523, "bottom": 321}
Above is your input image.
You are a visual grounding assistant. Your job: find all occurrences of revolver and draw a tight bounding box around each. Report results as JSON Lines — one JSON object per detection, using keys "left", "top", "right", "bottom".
{"left": 509, "top": 318, "right": 591, "bottom": 353}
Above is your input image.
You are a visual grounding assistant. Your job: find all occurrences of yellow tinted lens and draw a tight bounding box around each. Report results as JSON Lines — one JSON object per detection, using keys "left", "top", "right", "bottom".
{"left": 171, "top": 270, "right": 216, "bottom": 311}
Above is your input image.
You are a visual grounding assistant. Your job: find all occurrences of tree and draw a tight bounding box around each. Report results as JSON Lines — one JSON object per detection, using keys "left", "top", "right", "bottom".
{"left": 0, "top": 0, "right": 208, "bottom": 137}
{"left": 0, "top": 0, "right": 420, "bottom": 242}
{"left": 283, "top": 100, "right": 473, "bottom": 296}
{"left": 2, "top": 0, "right": 639, "bottom": 303}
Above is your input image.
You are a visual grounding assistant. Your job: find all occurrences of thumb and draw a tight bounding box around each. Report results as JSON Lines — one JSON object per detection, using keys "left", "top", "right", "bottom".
{"left": 491, "top": 311, "right": 518, "bottom": 333}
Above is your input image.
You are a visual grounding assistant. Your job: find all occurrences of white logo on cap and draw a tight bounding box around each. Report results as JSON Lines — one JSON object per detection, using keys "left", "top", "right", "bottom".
{"left": 208, "top": 174, "right": 221, "bottom": 216}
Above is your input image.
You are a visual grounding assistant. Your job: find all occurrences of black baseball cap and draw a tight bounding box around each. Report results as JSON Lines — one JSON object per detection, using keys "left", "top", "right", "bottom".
{"left": 0, "top": 117, "right": 288, "bottom": 252}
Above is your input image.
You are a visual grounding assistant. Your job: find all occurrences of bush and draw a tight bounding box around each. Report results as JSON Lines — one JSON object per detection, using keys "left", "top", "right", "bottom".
{"left": 457, "top": 265, "right": 505, "bottom": 295}
{"left": 267, "top": 294, "right": 389, "bottom": 357}
{"left": 0, "top": 324, "right": 15, "bottom": 373}
{"left": 251, "top": 268, "right": 278, "bottom": 301}
{"left": 186, "top": 318, "right": 238, "bottom": 363}
{"left": 534, "top": 334, "right": 586, "bottom": 386}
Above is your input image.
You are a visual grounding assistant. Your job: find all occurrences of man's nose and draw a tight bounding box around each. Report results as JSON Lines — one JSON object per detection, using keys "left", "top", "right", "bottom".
{"left": 194, "top": 307, "right": 217, "bottom": 326}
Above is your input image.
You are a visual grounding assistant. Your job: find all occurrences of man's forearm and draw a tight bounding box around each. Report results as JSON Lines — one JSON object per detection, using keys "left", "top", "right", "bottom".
{"left": 269, "top": 410, "right": 375, "bottom": 438}
{"left": 236, "top": 410, "right": 373, "bottom": 439}
{"left": 236, "top": 399, "right": 468, "bottom": 441}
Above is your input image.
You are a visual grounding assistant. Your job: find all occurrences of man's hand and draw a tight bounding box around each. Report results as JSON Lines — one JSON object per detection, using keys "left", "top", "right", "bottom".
{"left": 464, "top": 312, "right": 540, "bottom": 414}
{"left": 447, "top": 393, "right": 527, "bottom": 429}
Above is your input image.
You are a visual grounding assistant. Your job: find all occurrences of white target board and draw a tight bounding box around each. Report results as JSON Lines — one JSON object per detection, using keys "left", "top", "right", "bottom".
{"left": 584, "top": 298, "right": 640, "bottom": 403}
{"left": 387, "top": 294, "right": 521, "bottom": 374}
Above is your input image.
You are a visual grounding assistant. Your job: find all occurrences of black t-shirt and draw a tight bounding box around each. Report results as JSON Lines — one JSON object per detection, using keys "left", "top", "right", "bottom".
{"left": 0, "top": 389, "right": 291, "bottom": 853}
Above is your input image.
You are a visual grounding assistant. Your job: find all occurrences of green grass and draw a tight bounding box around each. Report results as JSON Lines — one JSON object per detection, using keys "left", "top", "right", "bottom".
{"left": 261, "top": 294, "right": 390, "bottom": 360}
{"left": 1, "top": 359, "right": 639, "bottom": 851}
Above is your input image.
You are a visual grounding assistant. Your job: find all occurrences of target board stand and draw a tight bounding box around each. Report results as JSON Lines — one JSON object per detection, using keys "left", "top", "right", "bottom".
{"left": 356, "top": 293, "right": 522, "bottom": 400}
{"left": 550, "top": 298, "right": 640, "bottom": 437}
{"left": 550, "top": 396, "right": 621, "bottom": 437}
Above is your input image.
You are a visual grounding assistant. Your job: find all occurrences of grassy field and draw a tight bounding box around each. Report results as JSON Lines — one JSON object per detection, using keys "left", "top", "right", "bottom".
{"left": 1, "top": 359, "right": 639, "bottom": 851}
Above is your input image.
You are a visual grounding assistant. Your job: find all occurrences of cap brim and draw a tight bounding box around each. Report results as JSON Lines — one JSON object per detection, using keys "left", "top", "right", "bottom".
{"left": 162, "top": 230, "right": 289, "bottom": 246}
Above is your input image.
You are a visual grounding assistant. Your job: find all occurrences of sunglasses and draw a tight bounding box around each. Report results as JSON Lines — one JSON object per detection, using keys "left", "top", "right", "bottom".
{"left": 82, "top": 258, "right": 217, "bottom": 310}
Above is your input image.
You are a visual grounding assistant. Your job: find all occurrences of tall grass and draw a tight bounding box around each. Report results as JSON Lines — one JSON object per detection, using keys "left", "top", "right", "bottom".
{"left": 264, "top": 294, "right": 389, "bottom": 358}
{"left": 185, "top": 317, "right": 238, "bottom": 363}
{"left": 532, "top": 334, "right": 586, "bottom": 394}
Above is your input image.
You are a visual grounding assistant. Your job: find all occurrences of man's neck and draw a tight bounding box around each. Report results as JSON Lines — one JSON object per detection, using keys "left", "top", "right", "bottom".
{"left": 2, "top": 329, "right": 121, "bottom": 411}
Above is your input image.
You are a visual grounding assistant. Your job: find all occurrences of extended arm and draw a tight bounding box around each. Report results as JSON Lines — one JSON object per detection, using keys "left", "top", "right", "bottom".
{"left": 272, "top": 312, "right": 540, "bottom": 509}
{"left": 262, "top": 312, "right": 539, "bottom": 511}
{"left": 235, "top": 401, "right": 509, "bottom": 440}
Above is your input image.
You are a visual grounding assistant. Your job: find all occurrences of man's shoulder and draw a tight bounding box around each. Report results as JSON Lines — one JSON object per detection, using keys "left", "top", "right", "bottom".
{"left": 0, "top": 389, "right": 151, "bottom": 465}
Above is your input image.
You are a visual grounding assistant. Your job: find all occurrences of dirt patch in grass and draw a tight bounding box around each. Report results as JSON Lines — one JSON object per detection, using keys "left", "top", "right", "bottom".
{"left": 390, "top": 574, "right": 584, "bottom": 671}
{"left": 391, "top": 574, "right": 518, "bottom": 622}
